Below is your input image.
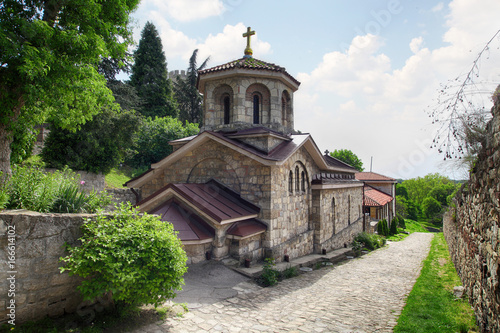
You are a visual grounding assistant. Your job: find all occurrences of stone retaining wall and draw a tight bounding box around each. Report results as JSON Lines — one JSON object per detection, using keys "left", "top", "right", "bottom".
{"left": 443, "top": 102, "right": 500, "bottom": 333}
{"left": 0, "top": 210, "right": 93, "bottom": 325}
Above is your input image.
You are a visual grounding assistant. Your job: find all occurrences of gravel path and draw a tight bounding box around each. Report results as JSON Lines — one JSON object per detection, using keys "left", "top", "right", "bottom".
{"left": 136, "top": 232, "right": 434, "bottom": 333}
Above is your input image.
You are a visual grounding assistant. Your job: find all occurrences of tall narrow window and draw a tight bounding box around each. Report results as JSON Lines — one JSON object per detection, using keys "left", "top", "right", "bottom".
{"left": 253, "top": 95, "right": 260, "bottom": 124}
{"left": 332, "top": 198, "right": 336, "bottom": 235}
{"left": 348, "top": 195, "right": 351, "bottom": 225}
{"left": 289, "top": 171, "right": 293, "bottom": 194}
{"left": 223, "top": 96, "right": 230, "bottom": 124}
{"left": 295, "top": 166, "right": 300, "bottom": 192}
{"left": 301, "top": 171, "right": 305, "bottom": 192}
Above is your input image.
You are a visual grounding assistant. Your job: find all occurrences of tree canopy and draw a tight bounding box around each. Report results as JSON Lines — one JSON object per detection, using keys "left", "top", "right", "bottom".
{"left": 42, "top": 109, "right": 140, "bottom": 174}
{"left": 174, "top": 49, "right": 210, "bottom": 124}
{"left": 130, "top": 21, "right": 177, "bottom": 118}
{"left": 0, "top": 0, "right": 140, "bottom": 179}
{"left": 329, "top": 149, "right": 364, "bottom": 171}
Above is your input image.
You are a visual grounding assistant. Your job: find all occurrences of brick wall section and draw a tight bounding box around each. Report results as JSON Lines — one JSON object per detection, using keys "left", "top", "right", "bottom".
{"left": 0, "top": 211, "right": 93, "bottom": 325}
{"left": 443, "top": 102, "right": 500, "bottom": 333}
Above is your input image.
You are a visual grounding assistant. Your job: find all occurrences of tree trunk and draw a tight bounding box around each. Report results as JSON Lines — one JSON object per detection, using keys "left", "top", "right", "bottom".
{"left": 0, "top": 123, "right": 13, "bottom": 184}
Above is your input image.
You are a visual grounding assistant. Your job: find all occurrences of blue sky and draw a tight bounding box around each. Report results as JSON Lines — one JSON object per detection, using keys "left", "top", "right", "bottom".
{"left": 127, "top": 0, "right": 500, "bottom": 179}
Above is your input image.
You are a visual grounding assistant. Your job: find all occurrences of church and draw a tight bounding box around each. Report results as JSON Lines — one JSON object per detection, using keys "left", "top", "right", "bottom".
{"left": 126, "top": 28, "right": 365, "bottom": 264}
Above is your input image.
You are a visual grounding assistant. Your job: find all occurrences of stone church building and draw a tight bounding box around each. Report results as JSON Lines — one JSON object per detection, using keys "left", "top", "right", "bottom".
{"left": 126, "top": 28, "right": 365, "bottom": 264}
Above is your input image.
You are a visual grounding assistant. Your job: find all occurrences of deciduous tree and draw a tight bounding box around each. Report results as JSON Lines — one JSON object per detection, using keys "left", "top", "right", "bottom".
{"left": 329, "top": 149, "right": 364, "bottom": 172}
{"left": 0, "top": 0, "right": 140, "bottom": 181}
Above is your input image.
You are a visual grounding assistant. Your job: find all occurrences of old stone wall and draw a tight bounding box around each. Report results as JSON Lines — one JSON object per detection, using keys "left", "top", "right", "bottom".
{"left": 443, "top": 102, "right": 500, "bottom": 333}
{"left": 106, "top": 188, "right": 140, "bottom": 206}
{"left": 0, "top": 210, "right": 93, "bottom": 325}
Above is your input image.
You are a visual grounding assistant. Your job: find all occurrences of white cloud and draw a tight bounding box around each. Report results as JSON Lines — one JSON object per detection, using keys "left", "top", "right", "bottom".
{"left": 195, "top": 23, "right": 272, "bottom": 66}
{"left": 409, "top": 37, "right": 423, "bottom": 54}
{"left": 432, "top": 2, "right": 444, "bottom": 12}
{"left": 295, "top": 0, "right": 500, "bottom": 178}
{"left": 149, "top": 0, "right": 225, "bottom": 22}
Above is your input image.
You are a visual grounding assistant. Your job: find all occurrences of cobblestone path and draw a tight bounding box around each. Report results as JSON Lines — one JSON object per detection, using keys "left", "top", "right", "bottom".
{"left": 139, "top": 232, "right": 433, "bottom": 333}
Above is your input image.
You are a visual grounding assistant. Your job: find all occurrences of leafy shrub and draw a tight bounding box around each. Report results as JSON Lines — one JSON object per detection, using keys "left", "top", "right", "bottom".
{"left": 352, "top": 232, "right": 386, "bottom": 255}
{"left": 259, "top": 258, "right": 279, "bottom": 287}
{"left": 42, "top": 108, "right": 140, "bottom": 174}
{"left": 281, "top": 266, "right": 299, "bottom": 279}
{"left": 4, "top": 166, "right": 110, "bottom": 213}
{"left": 422, "top": 196, "right": 442, "bottom": 218}
{"left": 125, "top": 116, "right": 199, "bottom": 170}
{"left": 60, "top": 203, "right": 188, "bottom": 306}
{"left": 397, "top": 215, "right": 406, "bottom": 229}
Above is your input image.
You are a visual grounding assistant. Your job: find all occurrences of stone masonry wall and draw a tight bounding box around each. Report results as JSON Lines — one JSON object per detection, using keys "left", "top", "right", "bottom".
{"left": 443, "top": 102, "right": 500, "bottom": 333}
{"left": 0, "top": 210, "right": 93, "bottom": 325}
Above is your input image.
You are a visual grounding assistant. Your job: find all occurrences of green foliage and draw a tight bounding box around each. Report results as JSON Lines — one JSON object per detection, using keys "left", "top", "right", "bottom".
{"left": 0, "top": 0, "right": 140, "bottom": 173}
{"left": 281, "top": 266, "right": 299, "bottom": 279}
{"left": 394, "top": 234, "right": 478, "bottom": 332}
{"left": 259, "top": 258, "right": 279, "bottom": 287}
{"left": 125, "top": 116, "right": 199, "bottom": 170}
{"left": 328, "top": 149, "right": 364, "bottom": 171}
{"left": 390, "top": 217, "right": 399, "bottom": 235}
{"left": 174, "top": 49, "right": 210, "bottom": 124}
{"left": 4, "top": 166, "right": 110, "bottom": 213}
{"left": 377, "top": 218, "right": 390, "bottom": 236}
{"left": 395, "top": 184, "right": 409, "bottom": 200}
{"left": 422, "top": 196, "right": 442, "bottom": 218}
{"left": 42, "top": 108, "right": 140, "bottom": 174}
{"left": 105, "top": 168, "right": 132, "bottom": 189}
{"left": 60, "top": 203, "right": 188, "bottom": 307}
{"left": 352, "top": 232, "right": 386, "bottom": 255}
{"left": 130, "top": 21, "right": 177, "bottom": 118}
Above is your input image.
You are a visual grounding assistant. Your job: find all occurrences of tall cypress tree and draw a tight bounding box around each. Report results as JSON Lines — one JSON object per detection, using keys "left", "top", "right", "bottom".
{"left": 130, "top": 22, "right": 177, "bottom": 118}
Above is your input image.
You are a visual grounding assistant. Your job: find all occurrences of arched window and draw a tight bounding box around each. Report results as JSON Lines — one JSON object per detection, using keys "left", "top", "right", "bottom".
{"left": 253, "top": 95, "right": 260, "bottom": 124}
{"left": 289, "top": 171, "right": 293, "bottom": 194}
{"left": 295, "top": 166, "right": 300, "bottom": 192}
{"left": 301, "top": 171, "right": 305, "bottom": 192}
{"left": 223, "top": 95, "right": 230, "bottom": 124}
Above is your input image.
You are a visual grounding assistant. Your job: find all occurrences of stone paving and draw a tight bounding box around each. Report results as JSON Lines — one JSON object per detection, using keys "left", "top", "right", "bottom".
{"left": 135, "top": 232, "right": 434, "bottom": 333}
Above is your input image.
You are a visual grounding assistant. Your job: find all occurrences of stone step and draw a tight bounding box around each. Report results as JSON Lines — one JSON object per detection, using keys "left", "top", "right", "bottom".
{"left": 229, "top": 247, "right": 354, "bottom": 278}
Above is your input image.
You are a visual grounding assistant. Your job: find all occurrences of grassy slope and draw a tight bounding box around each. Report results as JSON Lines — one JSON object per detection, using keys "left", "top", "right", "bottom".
{"left": 104, "top": 168, "right": 131, "bottom": 189}
{"left": 394, "top": 233, "right": 478, "bottom": 332}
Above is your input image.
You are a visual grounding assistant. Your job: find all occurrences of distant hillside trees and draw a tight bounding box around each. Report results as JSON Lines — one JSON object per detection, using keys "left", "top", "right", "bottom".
{"left": 396, "top": 173, "right": 460, "bottom": 222}
{"left": 130, "top": 21, "right": 177, "bottom": 118}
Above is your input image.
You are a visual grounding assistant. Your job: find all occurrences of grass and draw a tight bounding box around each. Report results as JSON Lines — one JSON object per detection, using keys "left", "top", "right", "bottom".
{"left": 394, "top": 233, "right": 478, "bottom": 333}
{"left": 104, "top": 168, "right": 131, "bottom": 189}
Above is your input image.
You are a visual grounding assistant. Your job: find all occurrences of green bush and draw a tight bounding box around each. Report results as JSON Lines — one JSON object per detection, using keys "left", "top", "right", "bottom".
{"left": 377, "top": 219, "right": 389, "bottom": 236}
{"left": 390, "top": 217, "right": 399, "bottom": 235}
{"left": 60, "top": 203, "right": 188, "bottom": 306}
{"left": 4, "top": 166, "right": 110, "bottom": 213}
{"left": 281, "top": 266, "right": 299, "bottom": 279}
{"left": 422, "top": 196, "right": 442, "bottom": 218}
{"left": 352, "top": 232, "right": 386, "bottom": 255}
{"left": 125, "top": 116, "right": 199, "bottom": 170}
{"left": 259, "top": 258, "right": 279, "bottom": 287}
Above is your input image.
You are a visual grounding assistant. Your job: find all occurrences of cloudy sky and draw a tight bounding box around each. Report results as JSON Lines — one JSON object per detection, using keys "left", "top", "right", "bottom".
{"left": 127, "top": 0, "right": 500, "bottom": 180}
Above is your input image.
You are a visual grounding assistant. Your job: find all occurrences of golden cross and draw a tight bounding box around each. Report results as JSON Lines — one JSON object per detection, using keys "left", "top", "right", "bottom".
{"left": 242, "top": 27, "right": 255, "bottom": 57}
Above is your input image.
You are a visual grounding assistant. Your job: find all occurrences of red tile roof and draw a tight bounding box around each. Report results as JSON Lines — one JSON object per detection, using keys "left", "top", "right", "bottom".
{"left": 198, "top": 57, "right": 300, "bottom": 86}
{"left": 355, "top": 172, "right": 396, "bottom": 182}
{"left": 363, "top": 186, "right": 394, "bottom": 207}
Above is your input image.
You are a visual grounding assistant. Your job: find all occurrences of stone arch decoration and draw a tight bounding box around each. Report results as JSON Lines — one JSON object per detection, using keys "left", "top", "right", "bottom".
{"left": 291, "top": 160, "right": 309, "bottom": 193}
{"left": 281, "top": 90, "right": 292, "bottom": 129}
{"left": 214, "top": 84, "right": 234, "bottom": 125}
{"left": 187, "top": 158, "right": 241, "bottom": 193}
{"left": 246, "top": 83, "right": 270, "bottom": 125}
